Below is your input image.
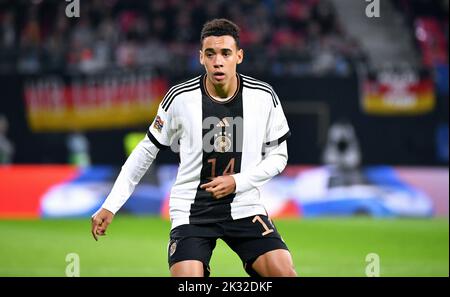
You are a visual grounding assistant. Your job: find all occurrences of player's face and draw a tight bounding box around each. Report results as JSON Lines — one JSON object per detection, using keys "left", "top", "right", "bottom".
{"left": 199, "top": 35, "right": 243, "bottom": 86}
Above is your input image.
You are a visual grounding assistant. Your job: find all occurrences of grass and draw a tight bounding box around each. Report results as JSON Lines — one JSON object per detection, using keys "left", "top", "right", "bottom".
{"left": 0, "top": 216, "right": 448, "bottom": 277}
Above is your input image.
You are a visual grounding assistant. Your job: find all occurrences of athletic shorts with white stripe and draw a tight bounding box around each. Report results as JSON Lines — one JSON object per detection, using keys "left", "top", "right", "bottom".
{"left": 167, "top": 214, "right": 289, "bottom": 277}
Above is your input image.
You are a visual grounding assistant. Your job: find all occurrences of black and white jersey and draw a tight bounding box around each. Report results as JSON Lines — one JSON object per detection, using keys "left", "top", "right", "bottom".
{"left": 100, "top": 73, "right": 290, "bottom": 229}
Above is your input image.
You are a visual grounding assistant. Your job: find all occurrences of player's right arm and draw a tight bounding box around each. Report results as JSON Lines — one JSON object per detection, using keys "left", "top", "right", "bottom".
{"left": 91, "top": 100, "right": 177, "bottom": 241}
{"left": 91, "top": 135, "right": 160, "bottom": 240}
{"left": 91, "top": 208, "right": 114, "bottom": 241}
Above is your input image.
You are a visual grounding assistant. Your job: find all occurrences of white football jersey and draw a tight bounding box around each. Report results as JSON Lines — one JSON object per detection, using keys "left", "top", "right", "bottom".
{"left": 148, "top": 74, "right": 289, "bottom": 225}
{"left": 100, "top": 73, "right": 290, "bottom": 229}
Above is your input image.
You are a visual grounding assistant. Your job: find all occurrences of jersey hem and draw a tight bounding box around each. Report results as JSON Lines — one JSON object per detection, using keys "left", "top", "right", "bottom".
{"left": 170, "top": 209, "right": 268, "bottom": 230}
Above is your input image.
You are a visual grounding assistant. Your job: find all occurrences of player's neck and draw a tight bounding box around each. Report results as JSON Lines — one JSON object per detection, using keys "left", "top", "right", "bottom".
{"left": 205, "top": 74, "right": 238, "bottom": 99}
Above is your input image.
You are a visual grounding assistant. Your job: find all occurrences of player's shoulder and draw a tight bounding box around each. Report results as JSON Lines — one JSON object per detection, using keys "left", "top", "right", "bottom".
{"left": 160, "top": 75, "right": 202, "bottom": 112}
{"left": 240, "top": 73, "right": 273, "bottom": 88}
{"left": 240, "top": 73, "right": 280, "bottom": 107}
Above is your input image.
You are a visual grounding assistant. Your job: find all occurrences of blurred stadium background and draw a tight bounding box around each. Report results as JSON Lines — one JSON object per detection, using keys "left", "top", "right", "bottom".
{"left": 0, "top": 0, "right": 448, "bottom": 276}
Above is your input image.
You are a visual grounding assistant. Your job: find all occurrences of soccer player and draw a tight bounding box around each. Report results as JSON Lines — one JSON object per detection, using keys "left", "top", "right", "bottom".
{"left": 91, "top": 18, "right": 297, "bottom": 277}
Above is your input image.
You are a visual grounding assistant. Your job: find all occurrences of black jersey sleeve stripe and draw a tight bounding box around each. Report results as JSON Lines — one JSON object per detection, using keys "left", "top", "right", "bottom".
{"left": 242, "top": 78, "right": 279, "bottom": 106}
{"left": 163, "top": 76, "right": 200, "bottom": 105}
{"left": 243, "top": 83, "right": 276, "bottom": 107}
{"left": 241, "top": 75, "right": 279, "bottom": 105}
{"left": 161, "top": 77, "right": 200, "bottom": 108}
{"left": 243, "top": 83, "right": 277, "bottom": 107}
{"left": 161, "top": 78, "right": 196, "bottom": 107}
{"left": 147, "top": 130, "right": 169, "bottom": 150}
{"left": 241, "top": 74, "right": 272, "bottom": 88}
{"left": 241, "top": 74, "right": 269, "bottom": 84}
{"left": 242, "top": 80, "right": 279, "bottom": 106}
{"left": 264, "top": 131, "right": 291, "bottom": 147}
{"left": 241, "top": 75, "right": 278, "bottom": 101}
{"left": 162, "top": 81, "right": 198, "bottom": 108}
{"left": 163, "top": 84, "right": 200, "bottom": 111}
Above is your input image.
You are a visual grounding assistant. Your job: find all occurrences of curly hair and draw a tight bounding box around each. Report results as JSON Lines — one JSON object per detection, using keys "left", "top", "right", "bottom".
{"left": 200, "top": 18, "right": 240, "bottom": 48}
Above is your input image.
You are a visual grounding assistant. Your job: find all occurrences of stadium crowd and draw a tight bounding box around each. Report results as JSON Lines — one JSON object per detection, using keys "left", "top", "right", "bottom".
{"left": 0, "top": 0, "right": 368, "bottom": 76}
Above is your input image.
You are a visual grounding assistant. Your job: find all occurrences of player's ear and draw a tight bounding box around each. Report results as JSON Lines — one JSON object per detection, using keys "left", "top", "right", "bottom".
{"left": 237, "top": 48, "right": 244, "bottom": 65}
{"left": 199, "top": 50, "right": 204, "bottom": 65}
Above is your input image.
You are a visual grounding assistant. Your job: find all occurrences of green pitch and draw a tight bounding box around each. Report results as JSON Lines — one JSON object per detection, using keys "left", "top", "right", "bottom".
{"left": 0, "top": 216, "right": 448, "bottom": 277}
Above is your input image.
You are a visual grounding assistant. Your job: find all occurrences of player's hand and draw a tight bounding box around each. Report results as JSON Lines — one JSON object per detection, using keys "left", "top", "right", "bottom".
{"left": 200, "top": 176, "right": 236, "bottom": 199}
{"left": 91, "top": 208, "right": 114, "bottom": 241}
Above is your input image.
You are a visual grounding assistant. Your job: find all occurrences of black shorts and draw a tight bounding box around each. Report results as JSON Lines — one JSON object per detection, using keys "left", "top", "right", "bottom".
{"left": 167, "top": 215, "right": 289, "bottom": 277}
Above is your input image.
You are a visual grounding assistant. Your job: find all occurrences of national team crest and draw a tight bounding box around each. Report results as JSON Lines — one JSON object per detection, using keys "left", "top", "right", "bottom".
{"left": 169, "top": 240, "right": 177, "bottom": 257}
{"left": 214, "top": 117, "right": 232, "bottom": 153}
{"left": 153, "top": 115, "right": 164, "bottom": 133}
{"left": 214, "top": 134, "right": 232, "bottom": 153}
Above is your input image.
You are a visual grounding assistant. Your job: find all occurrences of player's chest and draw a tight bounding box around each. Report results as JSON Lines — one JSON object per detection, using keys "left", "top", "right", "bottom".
{"left": 176, "top": 96, "right": 269, "bottom": 151}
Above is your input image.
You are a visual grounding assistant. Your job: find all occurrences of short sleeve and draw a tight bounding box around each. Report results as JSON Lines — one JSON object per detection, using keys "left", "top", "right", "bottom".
{"left": 147, "top": 103, "right": 177, "bottom": 150}
{"left": 265, "top": 91, "right": 291, "bottom": 147}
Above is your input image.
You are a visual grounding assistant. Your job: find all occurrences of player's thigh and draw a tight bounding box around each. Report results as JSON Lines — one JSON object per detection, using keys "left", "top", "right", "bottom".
{"left": 222, "top": 215, "right": 292, "bottom": 276}
{"left": 168, "top": 224, "right": 218, "bottom": 277}
{"left": 252, "top": 248, "right": 297, "bottom": 277}
{"left": 170, "top": 260, "right": 204, "bottom": 277}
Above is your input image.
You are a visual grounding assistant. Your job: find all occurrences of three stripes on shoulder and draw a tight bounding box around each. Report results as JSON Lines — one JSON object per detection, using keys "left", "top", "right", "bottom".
{"left": 161, "top": 76, "right": 202, "bottom": 111}
{"left": 241, "top": 74, "right": 279, "bottom": 107}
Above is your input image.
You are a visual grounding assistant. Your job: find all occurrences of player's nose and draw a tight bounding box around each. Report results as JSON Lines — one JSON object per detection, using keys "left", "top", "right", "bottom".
{"left": 213, "top": 56, "right": 224, "bottom": 67}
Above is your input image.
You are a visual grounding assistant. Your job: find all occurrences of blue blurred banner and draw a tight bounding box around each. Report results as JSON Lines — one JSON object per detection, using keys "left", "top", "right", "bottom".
{"left": 2, "top": 165, "right": 447, "bottom": 219}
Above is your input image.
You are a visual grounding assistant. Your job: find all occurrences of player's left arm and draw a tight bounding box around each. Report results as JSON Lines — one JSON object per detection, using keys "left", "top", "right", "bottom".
{"left": 235, "top": 87, "right": 290, "bottom": 194}
{"left": 232, "top": 139, "right": 288, "bottom": 194}
{"left": 202, "top": 90, "right": 290, "bottom": 198}
{"left": 201, "top": 141, "right": 288, "bottom": 199}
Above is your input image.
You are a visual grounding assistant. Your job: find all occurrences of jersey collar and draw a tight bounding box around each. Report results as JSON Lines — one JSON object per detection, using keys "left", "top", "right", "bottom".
{"left": 201, "top": 73, "right": 242, "bottom": 104}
